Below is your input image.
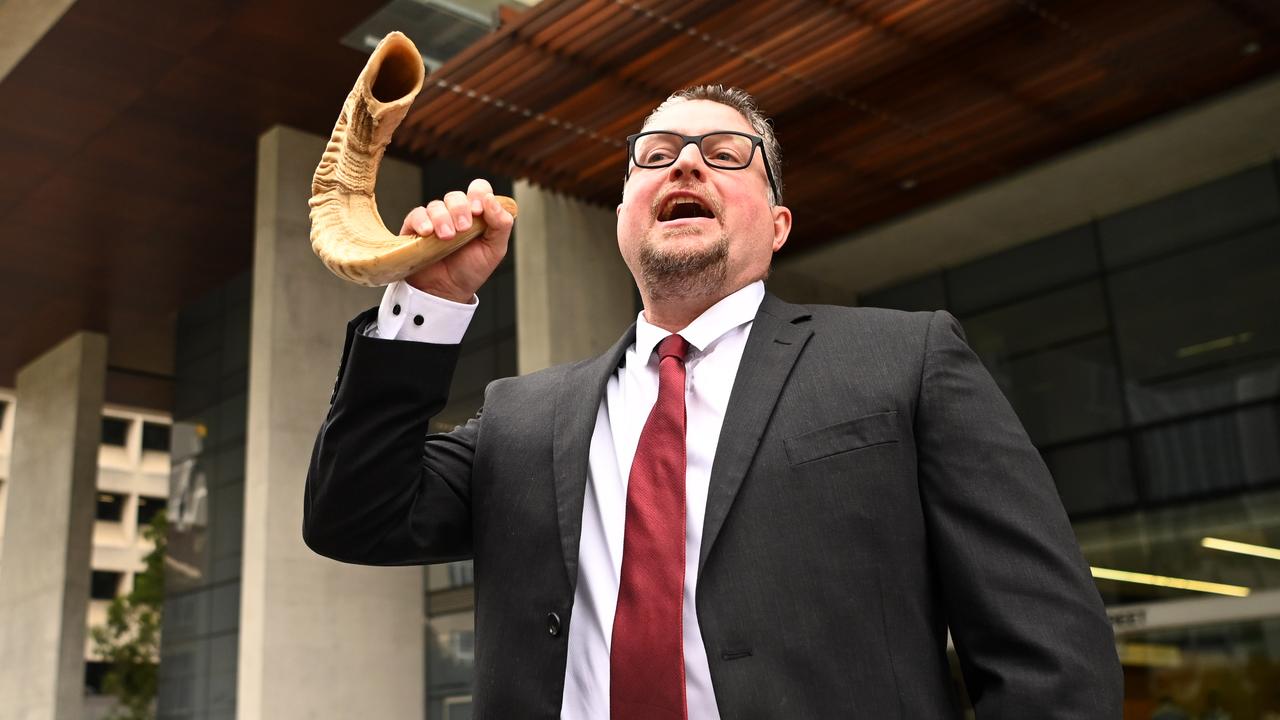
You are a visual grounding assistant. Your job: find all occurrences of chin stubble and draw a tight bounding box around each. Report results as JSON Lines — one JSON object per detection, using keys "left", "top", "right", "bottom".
{"left": 638, "top": 229, "right": 731, "bottom": 301}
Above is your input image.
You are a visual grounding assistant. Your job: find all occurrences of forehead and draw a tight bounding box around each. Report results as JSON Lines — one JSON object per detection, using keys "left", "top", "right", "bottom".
{"left": 642, "top": 99, "right": 754, "bottom": 136}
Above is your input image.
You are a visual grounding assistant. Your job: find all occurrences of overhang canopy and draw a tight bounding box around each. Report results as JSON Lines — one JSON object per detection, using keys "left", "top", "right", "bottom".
{"left": 400, "top": 0, "right": 1280, "bottom": 253}
{"left": 0, "top": 0, "right": 1277, "bottom": 401}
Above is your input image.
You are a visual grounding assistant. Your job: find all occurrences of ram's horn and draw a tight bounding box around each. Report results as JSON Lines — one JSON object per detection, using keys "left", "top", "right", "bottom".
{"left": 309, "top": 31, "right": 518, "bottom": 287}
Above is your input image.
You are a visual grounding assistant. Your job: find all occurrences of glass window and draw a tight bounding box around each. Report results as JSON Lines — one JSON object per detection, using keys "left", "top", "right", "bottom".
{"left": 137, "top": 495, "right": 165, "bottom": 526}
{"left": 85, "top": 660, "right": 109, "bottom": 694}
{"left": 90, "top": 570, "right": 122, "bottom": 600}
{"left": 1109, "top": 225, "right": 1280, "bottom": 422}
{"left": 861, "top": 272, "right": 947, "bottom": 312}
{"left": 101, "top": 416, "right": 129, "bottom": 447}
{"left": 448, "top": 562, "right": 474, "bottom": 587}
{"left": 1140, "top": 403, "right": 1280, "bottom": 503}
{"left": 428, "top": 611, "right": 475, "bottom": 714}
{"left": 961, "top": 280, "right": 1108, "bottom": 362}
{"left": 993, "top": 336, "right": 1125, "bottom": 446}
{"left": 948, "top": 225, "right": 1097, "bottom": 315}
{"left": 428, "top": 560, "right": 475, "bottom": 591}
{"left": 142, "top": 422, "right": 171, "bottom": 453}
{"left": 1118, "top": 618, "right": 1280, "bottom": 718}
{"left": 96, "top": 492, "right": 125, "bottom": 522}
{"left": 1045, "top": 437, "right": 1136, "bottom": 516}
{"left": 1099, "top": 164, "right": 1280, "bottom": 268}
{"left": 442, "top": 696, "right": 473, "bottom": 720}
{"left": 1074, "top": 488, "right": 1280, "bottom": 606}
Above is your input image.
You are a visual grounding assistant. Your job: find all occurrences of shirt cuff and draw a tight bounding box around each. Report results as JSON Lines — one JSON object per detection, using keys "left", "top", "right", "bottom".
{"left": 370, "top": 280, "right": 478, "bottom": 344}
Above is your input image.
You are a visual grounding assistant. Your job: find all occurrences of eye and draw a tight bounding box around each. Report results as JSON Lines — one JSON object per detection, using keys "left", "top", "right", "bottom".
{"left": 705, "top": 141, "right": 747, "bottom": 165}
{"left": 644, "top": 150, "right": 673, "bottom": 164}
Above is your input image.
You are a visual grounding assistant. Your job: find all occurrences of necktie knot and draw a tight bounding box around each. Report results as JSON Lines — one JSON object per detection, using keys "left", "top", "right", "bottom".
{"left": 657, "top": 334, "right": 690, "bottom": 362}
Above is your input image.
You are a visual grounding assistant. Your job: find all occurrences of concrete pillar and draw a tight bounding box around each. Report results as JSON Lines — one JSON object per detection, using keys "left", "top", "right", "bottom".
{"left": 237, "top": 125, "right": 424, "bottom": 719}
{"left": 513, "top": 179, "right": 636, "bottom": 374}
{"left": 0, "top": 0, "right": 77, "bottom": 83}
{"left": 0, "top": 331, "right": 107, "bottom": 720}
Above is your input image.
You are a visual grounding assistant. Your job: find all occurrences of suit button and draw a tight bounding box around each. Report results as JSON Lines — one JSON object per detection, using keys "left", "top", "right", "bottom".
{"left": 547, "top": 612, "right": 562, "bottom": 637}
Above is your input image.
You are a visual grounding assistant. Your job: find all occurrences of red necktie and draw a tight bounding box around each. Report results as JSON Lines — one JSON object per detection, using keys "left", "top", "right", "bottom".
{"left": 611, "top": 334, "right": 690, "bottom": 720}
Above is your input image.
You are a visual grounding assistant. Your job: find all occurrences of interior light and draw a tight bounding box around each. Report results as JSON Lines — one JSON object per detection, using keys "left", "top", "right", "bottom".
{"left": 1117, "top": 642, "right": 1183, "bottom": 668}
{"left": 1201, "top": 536, "right": 1280, "bottom": 561}
{"left": 1089, "top": 566, "right": 1250, "bottom": 597}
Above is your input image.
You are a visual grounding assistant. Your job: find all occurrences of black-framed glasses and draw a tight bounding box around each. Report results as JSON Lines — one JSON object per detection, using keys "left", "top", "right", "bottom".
{"left": 625, "top": 130, "right": 780, "bottom": 202}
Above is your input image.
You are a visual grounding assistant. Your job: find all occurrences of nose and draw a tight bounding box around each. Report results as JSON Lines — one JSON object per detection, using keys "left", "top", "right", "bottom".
{"left": 666, "top": 141, "right": 706, "bottom": 184}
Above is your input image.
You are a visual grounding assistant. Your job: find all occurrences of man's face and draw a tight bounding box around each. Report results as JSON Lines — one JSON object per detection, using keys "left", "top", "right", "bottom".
{"left": 617, "top": 99, "right": 791, "bottom": 302}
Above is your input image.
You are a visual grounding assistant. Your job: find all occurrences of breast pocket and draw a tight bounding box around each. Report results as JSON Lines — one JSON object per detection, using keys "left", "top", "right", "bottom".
{"left": 784, "top": 410, "right": 899, "bottom": 466}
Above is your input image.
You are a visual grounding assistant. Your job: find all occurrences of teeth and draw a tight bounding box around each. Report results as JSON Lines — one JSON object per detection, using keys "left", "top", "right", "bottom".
{"left": 660, "top": 197, "right": 709, "bottom": 221}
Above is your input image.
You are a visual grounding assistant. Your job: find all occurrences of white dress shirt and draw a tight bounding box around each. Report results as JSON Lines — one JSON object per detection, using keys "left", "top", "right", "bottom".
{"left": 373, "top": 279, "right": 765, "bottom": 720}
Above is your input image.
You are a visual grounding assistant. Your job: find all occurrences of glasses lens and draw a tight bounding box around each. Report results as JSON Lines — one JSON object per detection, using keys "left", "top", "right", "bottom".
{"left": 632, "top": 132, "right": 684, "bottom": 168}
{"left": 700, "top": 133, "right": 755, "bottom": 169}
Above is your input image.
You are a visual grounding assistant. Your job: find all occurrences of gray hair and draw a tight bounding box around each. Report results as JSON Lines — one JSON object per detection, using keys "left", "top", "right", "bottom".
{"left": 640, "top": 85, "right": 783, "bottom": 205}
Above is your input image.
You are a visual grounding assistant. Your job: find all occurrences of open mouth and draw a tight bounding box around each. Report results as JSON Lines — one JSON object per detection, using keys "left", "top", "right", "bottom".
{"left": 657, "top": 195, "right": 716, "bottom": 222}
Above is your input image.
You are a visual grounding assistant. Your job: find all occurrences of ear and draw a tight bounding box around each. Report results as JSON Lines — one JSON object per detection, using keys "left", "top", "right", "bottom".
{"left": 616, "top": 203, "right": 623, "bottom": 217}
{"left": 770, "top": 204, "right": 792, "bottom": 253}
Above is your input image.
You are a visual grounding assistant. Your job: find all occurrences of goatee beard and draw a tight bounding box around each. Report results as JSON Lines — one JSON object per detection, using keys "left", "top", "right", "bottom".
{"left": 638, "top": 229, "right": 730, "bottom": 301}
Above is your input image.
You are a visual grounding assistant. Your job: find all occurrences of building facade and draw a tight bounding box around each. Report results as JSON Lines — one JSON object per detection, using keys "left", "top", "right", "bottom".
{"left": 0, "top": 392, "right": 170, "bottom": 718}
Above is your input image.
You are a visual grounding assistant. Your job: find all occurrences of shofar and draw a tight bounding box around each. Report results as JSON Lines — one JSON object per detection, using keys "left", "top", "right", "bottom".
{"left": 309, "top": 31, "right": 518, "bottom": 286}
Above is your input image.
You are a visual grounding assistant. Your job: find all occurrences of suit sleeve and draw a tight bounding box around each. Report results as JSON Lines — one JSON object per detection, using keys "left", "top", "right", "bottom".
{"left": 303, "top": 308, "right": 478, "bottom": 566}
{"left": 915, "top": 310, "right": 1122, "bottom": 718}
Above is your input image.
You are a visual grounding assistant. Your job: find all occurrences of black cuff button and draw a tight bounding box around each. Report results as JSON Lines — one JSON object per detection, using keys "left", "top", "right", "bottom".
{"left": 392, "top": 304, "right": 401, "bottom": 315}
{"left": 413, "top": 315, "right": 424, "bottom": 326}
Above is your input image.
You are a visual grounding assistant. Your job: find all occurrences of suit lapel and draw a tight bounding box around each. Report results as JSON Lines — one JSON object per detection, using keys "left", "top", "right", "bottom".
{"left": 699, "top": 293, "right": 812, "bottom": 574}
{"left": 552, "top": 324, "right": 635, "bottom": 594}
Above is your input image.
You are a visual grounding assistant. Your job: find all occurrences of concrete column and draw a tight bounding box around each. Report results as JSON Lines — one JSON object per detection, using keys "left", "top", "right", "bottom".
{"left": 0, "top": 0, "right": 77, "bottom": 83}
{"left": 237, "top": 125, "right": 424, "bottom": 719}
{"left": 0, "top": 331, "right": 107, "bottom": 720}
{"left": 513, "top": 179, "right": 636, "bottom": 374}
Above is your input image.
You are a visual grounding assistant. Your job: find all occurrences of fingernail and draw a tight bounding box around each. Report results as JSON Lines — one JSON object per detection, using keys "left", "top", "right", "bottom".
{"left": 457, "top": 215, "right": 470, "bottom": 231}
{"left": 417, "top": 222, "right": 431, "bottom": 234}
{"left": 472, "top": 200, "right": 482, "bottom": 214}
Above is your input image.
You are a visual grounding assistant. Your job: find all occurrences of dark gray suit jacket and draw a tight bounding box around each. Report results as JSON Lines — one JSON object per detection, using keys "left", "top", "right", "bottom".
{"left": 304, "top": 292, "right": 1122, "bottom": 719}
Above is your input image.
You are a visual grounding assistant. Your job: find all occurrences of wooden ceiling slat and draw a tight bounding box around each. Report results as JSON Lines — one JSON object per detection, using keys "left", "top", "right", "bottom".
{"left": 4, "top": 0, "right": 1280, "bottom": 392}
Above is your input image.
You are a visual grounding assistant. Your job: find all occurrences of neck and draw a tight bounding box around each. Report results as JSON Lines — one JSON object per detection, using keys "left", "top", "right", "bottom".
{"left": 639, "top": 280, "right": 751, "bottom": 332}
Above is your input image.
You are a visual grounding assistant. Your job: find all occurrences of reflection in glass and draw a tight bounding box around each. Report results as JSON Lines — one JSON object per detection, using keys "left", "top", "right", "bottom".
{"left": 1117, "top": 617, "right": 1280, "bottom": 719}
{"left": 961, "top": 280, "right": 1108, "bottom": 362}
{"left": 1140, "top": 404, "right": 1280, "bottom": 503}
{"left": 428, "top": 611, "right": 475, "bottom": 718}
{"left": 1109, "top": 225, "right": 1280, "bottom": 421}
{"left": 1075, "top": 489, "right": 1280, "bottom": 605}
{"left": 995, "top": 337, "right": 1124, "bottom": 446}
{"left": 1046, "top": 437, "right": 1135, "bottom": 516}
{"left": 947, "top": 224, "right": 1096, "bottom": 315}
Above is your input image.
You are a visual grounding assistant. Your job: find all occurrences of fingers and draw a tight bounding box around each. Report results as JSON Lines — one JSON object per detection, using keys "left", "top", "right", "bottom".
{"left": 467, "top": 178, "right": 494, "bottom": 215}
{"left": 400, "top": 205, "right": 431, "bottom": 237}
{"left": 480, "top": 193, "right": 514, "bottom": 246}
{"left": 400, "top": 179, "right": 512, "bottom": 241}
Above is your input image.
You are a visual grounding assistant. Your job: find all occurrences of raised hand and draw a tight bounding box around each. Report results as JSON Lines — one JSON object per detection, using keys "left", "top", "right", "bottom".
{"left": 400, "top": 178, "right": 515, "bottom": 303}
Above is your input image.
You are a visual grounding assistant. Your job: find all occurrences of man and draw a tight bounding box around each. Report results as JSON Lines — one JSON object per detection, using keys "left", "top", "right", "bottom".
{"left": 304, "top": 86, "right": 1123, "bottom": 718}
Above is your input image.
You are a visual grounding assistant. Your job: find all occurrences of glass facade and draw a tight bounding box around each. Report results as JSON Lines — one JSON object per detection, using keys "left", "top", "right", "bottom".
{"left": 158, "top": 272, "right": 250, "bottom": 720}
{"left": 418, "top": 160, "right": 517, "bottom": 720}
{"left": 864, "top": 161, "right": 1280, "bottom": 718}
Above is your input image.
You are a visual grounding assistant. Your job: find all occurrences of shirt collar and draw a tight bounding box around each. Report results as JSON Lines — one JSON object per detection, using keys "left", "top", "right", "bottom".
{"left": 634, "top": 280, "right": 765, "bottom": 360}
